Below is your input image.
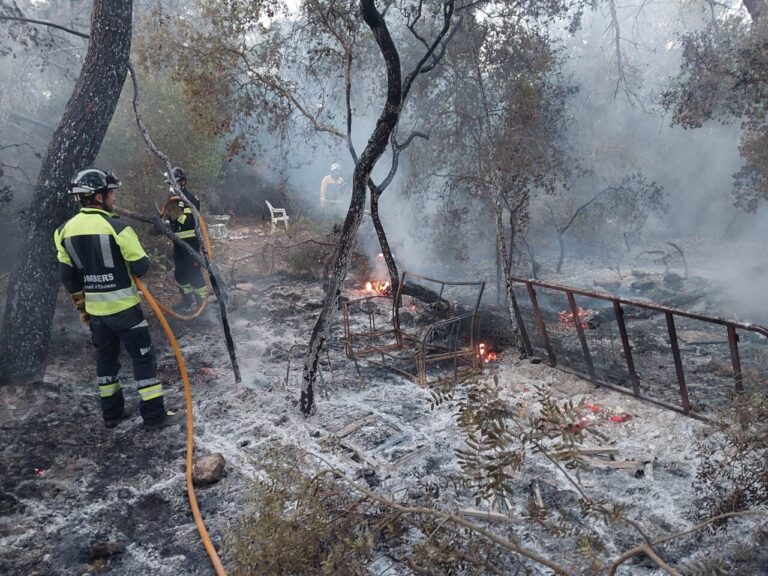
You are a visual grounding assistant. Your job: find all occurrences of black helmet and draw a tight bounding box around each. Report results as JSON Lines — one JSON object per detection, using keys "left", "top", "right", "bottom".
{"left": 163, "top": 166, "right": 186, "bottom": 184}
{"left": 69, "top": 169, "right": 121, "bottom": 196}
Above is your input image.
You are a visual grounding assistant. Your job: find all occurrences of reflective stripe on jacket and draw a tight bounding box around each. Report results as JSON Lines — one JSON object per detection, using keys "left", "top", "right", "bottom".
{"left": 54, "top": 207, "right": 149, "bottom": 316}
{"left": 168, "top": 186, "right": 201, "bottom": 249}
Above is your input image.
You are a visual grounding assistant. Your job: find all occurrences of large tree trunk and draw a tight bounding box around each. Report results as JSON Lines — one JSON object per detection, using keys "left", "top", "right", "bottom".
{"left": 0, "top": 0, "right": 132, "bottom": 383}
{"left": 744, "top": 0, "right": 767, "bottom": 22}
{"left": 300, "top": 0, "right": 402, "bottom": 414}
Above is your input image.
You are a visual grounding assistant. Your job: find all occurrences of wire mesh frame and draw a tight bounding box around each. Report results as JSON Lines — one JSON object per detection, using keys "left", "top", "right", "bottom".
{"left": 342, "top": 271, "right": 486, "bottom": 386}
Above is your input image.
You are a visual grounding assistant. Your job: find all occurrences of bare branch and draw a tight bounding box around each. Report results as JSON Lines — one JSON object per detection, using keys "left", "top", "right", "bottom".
{"left": 126, "top": 61, "right": 241, "bottom": 384}
{"left": 0, "top": 14, "right": 89, "bottom": 38}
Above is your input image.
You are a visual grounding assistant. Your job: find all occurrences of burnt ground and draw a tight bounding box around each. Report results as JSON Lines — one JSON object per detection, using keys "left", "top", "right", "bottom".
{"left": 1, "top": 220, "right": 767, "bottom": 575}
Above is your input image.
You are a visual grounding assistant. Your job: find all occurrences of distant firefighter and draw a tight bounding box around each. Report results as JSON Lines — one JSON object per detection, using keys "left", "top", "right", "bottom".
{"left": 319, "top": 162, "right": 344, "bottom": 208}
{"left": 162, "top": 166, "right": 208, "bottom": 313}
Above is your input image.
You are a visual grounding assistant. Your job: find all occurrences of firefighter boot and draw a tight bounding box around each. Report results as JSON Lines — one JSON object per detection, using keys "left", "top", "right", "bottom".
{"left": 173, "top": 292, "right": 195, "bottom": 313}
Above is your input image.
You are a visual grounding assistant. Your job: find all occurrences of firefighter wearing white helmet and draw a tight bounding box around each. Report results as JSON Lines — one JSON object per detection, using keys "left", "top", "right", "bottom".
{"left": 161, "top": 166, "right": 207, "bottom": 312}
{"left": 54, "top": 168, "right": 180, "bottom": 430}
{"left": 320, "top": 162, "right": 344, "bottom": 208}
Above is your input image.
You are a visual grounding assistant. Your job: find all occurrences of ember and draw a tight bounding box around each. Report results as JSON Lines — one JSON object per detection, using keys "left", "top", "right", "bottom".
{"left": 365, "top": 280, "right": 391, "bottom": 295}
{"left": 558, "top": 307, "right": 595, "bottom": 330}
{"left": 478, "top": 342, "right": 498, "bottom": 363}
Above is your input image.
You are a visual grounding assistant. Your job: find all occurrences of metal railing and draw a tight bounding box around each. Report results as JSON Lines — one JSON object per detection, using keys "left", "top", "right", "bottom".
{"left": 509, "top": 276, "right": 768, "bottom": 419}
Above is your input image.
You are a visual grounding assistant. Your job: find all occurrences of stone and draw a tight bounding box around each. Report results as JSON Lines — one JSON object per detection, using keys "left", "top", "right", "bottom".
{"left": 235, "top": 283, "right": 255, "bottom": 292}
{"left": 529, "top": 356, "right": 542, "bottom": 364}
{"left": 192, "top": 453, "right": 226, "bottom": 487}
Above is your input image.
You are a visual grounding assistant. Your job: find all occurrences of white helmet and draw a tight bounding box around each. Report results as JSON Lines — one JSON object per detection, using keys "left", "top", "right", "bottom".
{"left": 330, "top": 163, "right": 340, "bottom": 172}
{"left": 69, "top": 169, "right": 121, "bottom": 196}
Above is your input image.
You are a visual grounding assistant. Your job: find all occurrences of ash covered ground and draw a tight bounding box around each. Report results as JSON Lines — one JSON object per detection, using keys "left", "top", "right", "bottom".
{"left": 1, "top": 221, "right": 766, "bottom": 575}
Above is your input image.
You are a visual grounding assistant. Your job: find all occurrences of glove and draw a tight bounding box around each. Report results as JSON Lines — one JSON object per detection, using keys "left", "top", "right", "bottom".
{"left": 164, "top": 200, "right": 183, "bottom": 221}
{"left": 69, "top": 291, "right": 91, "bottom": 326}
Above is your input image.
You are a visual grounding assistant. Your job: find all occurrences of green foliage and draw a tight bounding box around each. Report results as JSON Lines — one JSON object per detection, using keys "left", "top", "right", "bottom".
{"left": 96, "top": 73, "right": 226, "bottom": 214}
{"left": 695, "top": 391, "right": 768, "bottom": 525}
{"left": 664, "top": 15, "right": 768, "bottom": 211}
{"left": 449, "top": 375, "right": 589, "bottom": 510}
{"left": 224, "top": 449, "right": 396, "bottom": 575}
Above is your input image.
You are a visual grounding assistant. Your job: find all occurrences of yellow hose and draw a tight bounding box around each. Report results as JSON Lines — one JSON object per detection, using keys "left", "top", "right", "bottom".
{"left": 158, "top": 199, "right": 215, "bottom": 321}
{"left": 134, "top": 275, "right": 227, "bottom": 576}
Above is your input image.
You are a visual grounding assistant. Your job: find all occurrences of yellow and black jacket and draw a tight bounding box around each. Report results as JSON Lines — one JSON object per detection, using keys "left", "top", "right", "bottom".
{"left": 54, "top": 207, "right": 150, "bottom": 316}
{"left": 168, "top": 186, "right": 201, "bottom": 250}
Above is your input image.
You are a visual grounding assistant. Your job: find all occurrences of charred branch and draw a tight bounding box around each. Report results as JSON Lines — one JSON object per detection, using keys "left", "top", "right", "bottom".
{"left": 125, "top": 62, "right": 241, "bottom": 385}
{"left": 300, "top": 0, "right": 405, "bottom": 414}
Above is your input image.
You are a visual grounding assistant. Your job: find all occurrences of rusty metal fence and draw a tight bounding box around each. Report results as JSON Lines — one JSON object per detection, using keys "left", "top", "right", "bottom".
{"left": 509, "top": 276, "right": 768, "bottom": 419}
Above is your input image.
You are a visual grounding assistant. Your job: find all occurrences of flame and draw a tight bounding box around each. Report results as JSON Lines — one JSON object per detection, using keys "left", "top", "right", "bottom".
{"left": 364, "top": 280, "right": 391, "bottom": 295}
{"left": 478, "top": 342, "right": 498, "bottom": 363}
{"left": 558, "top": 308, "right": 595, "bottom": 330}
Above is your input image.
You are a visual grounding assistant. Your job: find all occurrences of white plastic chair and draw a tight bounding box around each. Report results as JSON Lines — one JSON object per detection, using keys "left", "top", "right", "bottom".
{"left": 265, "top": 200, "right": 289, "bottom": 232}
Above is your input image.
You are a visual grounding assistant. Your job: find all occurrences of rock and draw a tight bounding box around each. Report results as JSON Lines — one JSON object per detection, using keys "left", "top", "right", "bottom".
{"left": 663, "top": 272, "right": 685, "bottom": 291}
{"left": 631, "top": 270, "right": 650, "bottom": 278}
{"left": 235, "top": 283, "right": 255, "bottom": 292}
{"left": 529, "top": 356, "right": 542, "bottom": 364}
{"left": 192, "top": 453, "right": 226, "bottom": 487}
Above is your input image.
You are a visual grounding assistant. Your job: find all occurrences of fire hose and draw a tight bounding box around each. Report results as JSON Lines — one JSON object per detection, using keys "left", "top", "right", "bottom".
{"left": 157, "top": 197, "right": 214, "bottom": 321}
{"left": 133, "top": 275, "right": 227, "bottom": 576}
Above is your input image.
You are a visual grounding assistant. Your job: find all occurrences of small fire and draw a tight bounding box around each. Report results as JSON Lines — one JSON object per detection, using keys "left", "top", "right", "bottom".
{"left": 478, "top": 342, "right": 498, "bottom": 363}
{"left": 364, "top": 280, "right": 391, "bottom": 295}
{"left": 558, "top": 308, "right": 595, "bottom": 330}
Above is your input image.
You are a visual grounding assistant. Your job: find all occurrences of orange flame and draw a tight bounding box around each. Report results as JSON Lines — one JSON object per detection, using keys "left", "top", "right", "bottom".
{"left": 364, "top": 280, "right": 391, "bottom": 295}
{"left": 478, "top": 342, "right": 498, "bottom": 363}
{"left": 558, "top": 308, "right": 594, "bottom": 329}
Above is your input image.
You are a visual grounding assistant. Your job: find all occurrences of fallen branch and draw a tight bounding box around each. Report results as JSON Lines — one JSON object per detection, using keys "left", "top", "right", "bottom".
{"left": 607, "top": 510, "right": 767, "bottom": 576}
{"left": 305, "top": 455, "right": 571, "bottom": 575}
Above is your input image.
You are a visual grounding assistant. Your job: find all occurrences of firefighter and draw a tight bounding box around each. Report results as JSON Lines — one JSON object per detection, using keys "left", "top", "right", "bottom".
{"left": 54, "top": 168, "right": 180, "bottom": 429}
{"left": 163, "top": 166, "right": 208, "bottom": 312}
{"left": 319, "top": 162, "right": 344, "bottom": 209}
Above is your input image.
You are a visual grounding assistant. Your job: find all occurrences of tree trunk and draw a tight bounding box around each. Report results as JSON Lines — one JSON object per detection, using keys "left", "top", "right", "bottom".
{"left": 300, "top": 0, "right": 402, "bottom": 414}
{"left": 493, "top": 196, "right": 532, "bottom": 356}
{"left": 744, "top": 0, "right": 767, "bottom": 22}
{"left": 556, "top": 230, "right": 565, "bottom": 273}
{"left": 0, "top": 0, "right": 133, "bottom": 383}
{"left": 369, "top": 187, "right": 400, "bottom": 290}
{"left": 495, "top": 231, "right": 502, "bottom": 305}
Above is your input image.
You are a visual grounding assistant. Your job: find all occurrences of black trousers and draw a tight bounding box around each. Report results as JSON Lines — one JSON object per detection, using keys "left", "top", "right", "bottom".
{"left": 173, "top": 241, "right": 206, "bottom": 295}
{"left": 90, "top": 304, "right": 165, "bottom": 424}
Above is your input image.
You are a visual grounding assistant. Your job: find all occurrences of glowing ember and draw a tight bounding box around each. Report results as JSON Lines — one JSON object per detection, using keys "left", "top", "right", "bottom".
{"left": 558, "top": 308, "right": 595, "bottom": 330}
{"left": 478, "top": 342, "right": 498, "bottom": 363}
{"left": 364, "top": 280, "right": 391, "bottom": 295}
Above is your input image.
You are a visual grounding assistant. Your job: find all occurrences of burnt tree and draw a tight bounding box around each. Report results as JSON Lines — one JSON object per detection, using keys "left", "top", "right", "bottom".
{"left": 0, "top": 1, "right": 132, "bottom": 382}
{"left": 301, "top": 0, "right": 457, "bottom": 414}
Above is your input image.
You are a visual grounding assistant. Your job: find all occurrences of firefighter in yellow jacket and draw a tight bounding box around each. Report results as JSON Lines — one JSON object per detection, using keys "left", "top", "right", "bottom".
{"left": 54, "top": 168, "right": 180, "bottom": 430}
{"left": 163, "top": 167, "right": 207, "bottom": 313}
